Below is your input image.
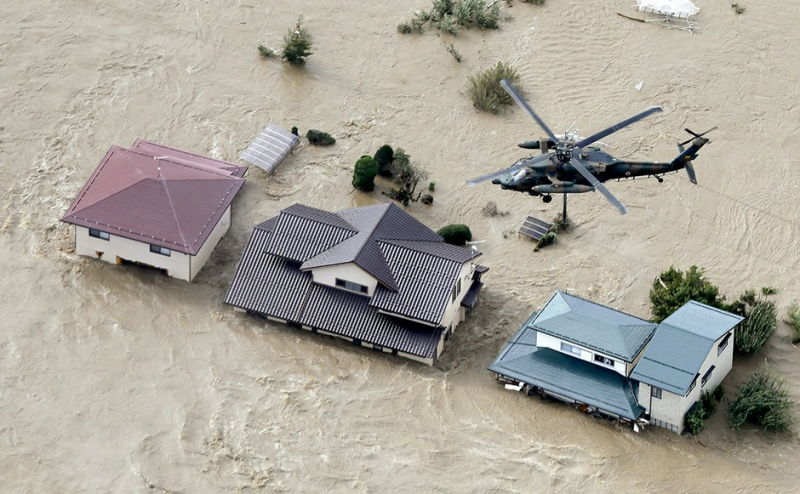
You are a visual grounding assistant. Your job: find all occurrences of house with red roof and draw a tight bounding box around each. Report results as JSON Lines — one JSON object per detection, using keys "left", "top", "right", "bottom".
{"left": 61, "top": 139, "right": 246, "bottom": 282}
{"left": 225, "top": 203, "right": 488, "bottom": 364}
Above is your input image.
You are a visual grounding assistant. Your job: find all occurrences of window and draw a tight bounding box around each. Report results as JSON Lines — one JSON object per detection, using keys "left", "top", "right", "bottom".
{"left": 150, "top": 244, "right": 171, "bottom": 256}
{"left": 687, "top": 373, "right": 699, "bottom": 393}
{"left": 593, "top": 354, "right": 615, "bottom": 367}
{"left": 651, "top": 386, "right": 662, "bottom": 399}
{"left": 335, "top": 278, "right": 368, "bottom": 294}
{"left": 560, "top": 342, "right": 582, "bottom": 357}
{"left": 717, "top": 332, "right": 731, "bottom": 356}
{"left": 701, "top": 365, "right": 716, "bottom": 387}
{"left": 89, "top": 228, "right": 110, "bottom": 240}
{"left": 451, "top": 278, "right": 462, "bottom": 303}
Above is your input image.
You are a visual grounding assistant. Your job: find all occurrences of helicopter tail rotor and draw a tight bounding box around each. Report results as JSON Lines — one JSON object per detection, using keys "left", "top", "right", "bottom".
{"left": 678, "top": 126, "right": 717, "bottom": 147}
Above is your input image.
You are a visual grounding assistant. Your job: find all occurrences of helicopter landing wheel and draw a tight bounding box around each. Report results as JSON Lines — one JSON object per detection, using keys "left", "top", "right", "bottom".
{"left": 657, "top": 177, "right": 664, "bottom": 183}
{"left": 542, "top": 195, "right": 553, "bottom": 203}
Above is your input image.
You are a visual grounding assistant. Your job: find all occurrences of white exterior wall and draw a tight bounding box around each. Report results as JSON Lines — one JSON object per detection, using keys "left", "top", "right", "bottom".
{"left": 537, "top": 332, "right": 629, "bottom": 377}
{"left": 190, "top": 206, "right": 231, "bottom": 280}
{"left": 75, "top": 226, "right": 192, "bottom": 281}
{"left": 439, "top": 262, "right": 477, "bottom": 332}
{"left": 638, "top": 330, "right": 736, "bottom": 434}
{"left": 311, "top": 263, "right": 378, "bottom": 296}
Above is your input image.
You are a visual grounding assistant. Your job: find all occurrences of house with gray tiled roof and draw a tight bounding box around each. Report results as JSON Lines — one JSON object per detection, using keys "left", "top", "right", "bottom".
{"left": 61, "top": 139, "right": 246, "bottom": 282}
{"left": 225, "top": 202, "right": 488, "bottom": 365}
{"left": 490, "top": 291, "right": 742, "bottom": 433}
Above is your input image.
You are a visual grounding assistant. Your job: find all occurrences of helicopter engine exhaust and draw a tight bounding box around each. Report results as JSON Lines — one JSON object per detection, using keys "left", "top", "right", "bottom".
{"left": 531, "top": 184, "right": 592, "bottom": 194}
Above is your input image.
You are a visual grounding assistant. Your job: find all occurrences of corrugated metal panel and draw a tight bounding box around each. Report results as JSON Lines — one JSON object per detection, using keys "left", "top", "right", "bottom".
{"left": 298, "top": 284, "right": 443, "bottom": 358}
{"left": 630, "top": 323, "right": 716, "bottom": 395}
{"left": 661, "top": 300, "right": 743, "bottom": 340}
{"left": 61, "top": 145, "right": 245, "bottom": 255}
{"left": 239, "top": 124, "right": 299, "bottom": 174}
{"left": 532, "top": 291, "right": 657, "bottom": 361}
{"left": 370, "top": 241, "right": 460, "bottom": 324}
{"left": 489, "top": 346, "right": 645, "bottom": 421}
{"left": 224, "top": 228, "right": 312, "bottom": 321}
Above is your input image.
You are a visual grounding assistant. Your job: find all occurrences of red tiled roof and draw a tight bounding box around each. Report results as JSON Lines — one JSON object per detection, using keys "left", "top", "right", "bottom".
{"left": 61, "top": 143, "right": 246, "bottom": 255}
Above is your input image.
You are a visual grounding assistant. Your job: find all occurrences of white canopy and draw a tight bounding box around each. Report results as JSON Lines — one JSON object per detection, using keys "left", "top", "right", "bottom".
{"left": 635, "top": 0, "right": 699, "bottom": 17}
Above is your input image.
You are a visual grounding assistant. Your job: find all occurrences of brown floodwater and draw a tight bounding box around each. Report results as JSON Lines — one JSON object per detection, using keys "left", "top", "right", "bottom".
{"left": 2, "top": 0, "right": 800, "bottom": 491}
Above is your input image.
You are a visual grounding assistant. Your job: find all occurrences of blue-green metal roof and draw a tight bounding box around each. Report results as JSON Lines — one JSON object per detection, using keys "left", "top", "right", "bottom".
{"left": 531, "top": 291, "right": 657, "bottom": 361}
{"left": 630, "top": 301, "right": 743, "bottom": 395}
{"left": 490, "top": 322, "right": 645, "bottom": 421}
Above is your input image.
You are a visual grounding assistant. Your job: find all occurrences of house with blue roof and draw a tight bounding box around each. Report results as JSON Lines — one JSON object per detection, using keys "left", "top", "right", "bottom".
{"left": 490, "top": 291, "right": 743, "bottom": 433}
{"left": 225, "top": 202, "right": 487, "bottom": 365}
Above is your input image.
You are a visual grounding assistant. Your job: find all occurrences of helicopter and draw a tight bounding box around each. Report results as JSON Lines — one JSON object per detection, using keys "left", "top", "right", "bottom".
{"left": 467, "top": 79, "right": 715, "bottom": 215}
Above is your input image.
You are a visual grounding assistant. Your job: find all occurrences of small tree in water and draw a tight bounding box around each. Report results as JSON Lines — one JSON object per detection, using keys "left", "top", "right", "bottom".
{"left": 437, "top": 224, "right": 472, "bottom": 246}
{"left": 649, "top": 266, "right": 726, "bottom": 323}
{"left": 283, "top": 15, "right": 313, "bottom": 64}
{"left": 386, "top": 148, "right": 429, "bottom": 206}
{"left": 352, "top": 155, "right": 379, "bottom": 192}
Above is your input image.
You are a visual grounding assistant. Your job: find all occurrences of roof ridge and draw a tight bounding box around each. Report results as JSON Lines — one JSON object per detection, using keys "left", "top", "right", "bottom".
{"left": 557, "top": 290, "right": 652, "bottom": 323}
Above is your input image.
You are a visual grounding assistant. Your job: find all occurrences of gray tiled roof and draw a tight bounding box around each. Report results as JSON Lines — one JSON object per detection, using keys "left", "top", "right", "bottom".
{"left": 490, "top": 322, "right": 644, "bottom": 421}
{"left": 225, "top": 202, "right": 481, "bottom": 359}
{"left": 531, "top": 291, "right": 657, "bottom": 361}
{"left": 369, "top": 241, "right": 462, "bottom": 324}
{"left": 630, "top": 302, "right": 742, "bottom": 395}
{"left": 224, "top": 228, "right": 312, "bottom": 321}
{"left": 299, "top": 284, "right": 444, "bottom": 358}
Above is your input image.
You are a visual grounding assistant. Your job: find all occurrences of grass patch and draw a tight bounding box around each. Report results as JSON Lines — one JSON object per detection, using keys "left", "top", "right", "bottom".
{"left": 734, "top": 290, "right": 778, "bottom": 355}
{"left": 467, "top": 61, "right": 520, "bottom": 113}
{"left": 398, "top": 0, "right": 502, "bottom": 35}
{"left": 445, "top": 43, "right": 462, "bottom": 62}
{"left": 785, "top": 301, "right": 800, "bottom": 344}
{"left": 258, "top": 44, "right": 276, "bottom": 58}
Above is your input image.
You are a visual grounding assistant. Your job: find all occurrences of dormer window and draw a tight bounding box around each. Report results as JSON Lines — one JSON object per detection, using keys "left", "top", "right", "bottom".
{"left": 336, "top": 278, "right": 368, "bottom": 295}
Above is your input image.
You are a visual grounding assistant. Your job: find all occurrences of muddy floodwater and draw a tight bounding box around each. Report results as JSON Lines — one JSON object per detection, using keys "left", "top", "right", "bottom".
{"left": 2, "top": 0, "right": 800, "bottom": 491}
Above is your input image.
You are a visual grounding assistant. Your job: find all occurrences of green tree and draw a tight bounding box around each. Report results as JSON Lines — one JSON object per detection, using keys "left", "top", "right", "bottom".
{"left": 437, "top": 224, "right": 472, "bottom": 246}
{"left": 649, "top": 266, "right": 726, "bottom": 323}
{"left": 282, "top": 16, "right": 313, "bottom": 64}
{"left": 374, "top": 145, "right": 394, "bottom": 177}
{"left": 467, "top": 61, "right": 520, "bottom": 114}
{"left": 352, "top": 155, "right": 379, "bottom": 192}
{"left": 728, "top": 363, "right": 794, "bottom": 432}
{"left": 306, "top": 129, "right": 335, "bottom": 146}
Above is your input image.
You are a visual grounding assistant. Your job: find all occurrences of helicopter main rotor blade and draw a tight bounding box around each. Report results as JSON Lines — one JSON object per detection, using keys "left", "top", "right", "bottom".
{"left": 466, "top": 153, "right": 552, "bottom": 186}
{"left": 500, "top": 79, "right": 558, "bottom": 142}
{"left": 572, "top": 106, "right": 663, "bottom": 150}
{"left": 570, "top": 157, "right": 628, "bottom": 215}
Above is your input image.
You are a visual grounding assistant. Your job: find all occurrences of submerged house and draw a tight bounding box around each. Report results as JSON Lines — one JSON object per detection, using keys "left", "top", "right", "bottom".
{"left": 61, "top": 139, "right": 247, "bottom": 282}
{"left": 225, "top": 202, "right": 487, "bottom": 365}
{"left": 490, "top": 291, "right": 742, "bottom": 434}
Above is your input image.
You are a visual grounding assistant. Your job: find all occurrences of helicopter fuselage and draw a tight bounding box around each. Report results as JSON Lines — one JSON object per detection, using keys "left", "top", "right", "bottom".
{"left": 492, "top": 138, "right": 708, "bottom": 197}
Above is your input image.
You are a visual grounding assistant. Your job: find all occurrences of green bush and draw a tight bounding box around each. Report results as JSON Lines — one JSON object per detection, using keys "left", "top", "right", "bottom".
{"left": 534, "top": 231, "right": 556, "bottom": 252}
{"left": 306, "top": 129, "right": 336, "bottom": 146}
{"left": 352, "top": 155, "right": 379, "bottom": 192}
{"left": 258, "top": 44, "right": 276, "bottom": 58}
{"left": 374, "top": 145, "right": 394, "bottom": 177}
{"left": 649, "top": 266, "right": 726, "bottom": 323}
{"left": 468, "top": 61, "right": 520, "bottom": 114}
{"left": 386, "top": 148, "right": 429, "bottom": 206}
{"left": 728, "top": 363, "right": 794, "bottom": 432}
{"left": 701, "top": 390, "right": 717, "bottom": 418}
{"left": 428, "top": 181, "right": 436, "bottom": 192}
{"left": 437, "top": 224, "right": 472, "bottom": 246}
{"left": 397, "top": 0, "right": 502, "bottom": 36}
{"left": 282, "top": 16, "right": 313, "bottom": 64}
{"left": 785, "top": 301, "right": 800, "bottom": 344}
{"left": 734, "top": 291, "right": 778, "bottom": 355}
{"left": 421, "top": 194, "right": 434, "bottom": 205}
{"left": 713, "top": 384, "right": 726, "bottom": 402}
{"left": 684, "top": 401, "right": 706, "bottom": 435}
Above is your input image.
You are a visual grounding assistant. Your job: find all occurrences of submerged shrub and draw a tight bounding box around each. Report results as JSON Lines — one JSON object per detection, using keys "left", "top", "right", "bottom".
{"left": 734, "top": 291, "right": 778, "bottom": 355}
{"left": 785, "top": 301, "right": 800, "bottom": 344}
{"left": 374, "top": 145, "right": 394, "bottom": 177}
{"left": 398, "top": 0, "right": 502, "bottom": 35}
{"left": 352, "top": 155, "right": 379, "bottom": 192}
{"left": 468, "top": 61, "right": 520, "bottom": 113}
{"left": 728, "top": 363, "right": 794, "bottom": 432}
{"left": 282, "top": 15, "right": 313, "bottom": 64}
{"left": 306, "top": 129, "right": 336, "bottom": 146}
{"left": 684, "top": 401, "right": 706, "bottom": 435}
{"left": 258, "top": 44, "right": 276, "bottom": 58}
{"left": 437, "top": 224, "right": 472, "bottom": 246}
